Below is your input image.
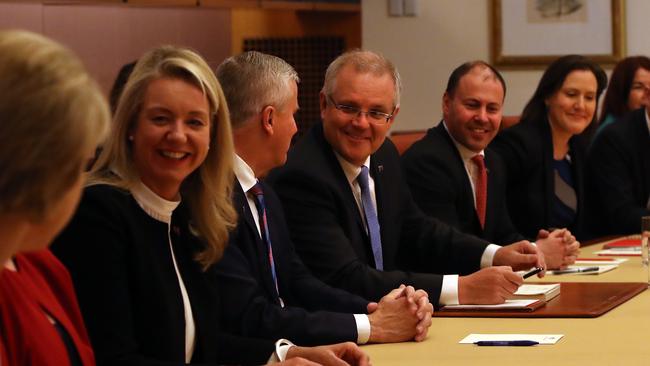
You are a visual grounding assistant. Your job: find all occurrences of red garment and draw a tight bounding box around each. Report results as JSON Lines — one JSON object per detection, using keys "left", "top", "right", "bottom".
{"left": 0, "top": 250, "right": 95, "bottom": 366}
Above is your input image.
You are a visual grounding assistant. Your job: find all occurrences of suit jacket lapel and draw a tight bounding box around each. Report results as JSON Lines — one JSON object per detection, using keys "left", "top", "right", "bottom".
{"left": 233, "top": 183, "right": 278, "bottom": 300}
{"left": 540, "top": 119, "right": 554, "bottom": 225}
{"left": 370, "top": 156, "right": 385, "bottom": 235}
{"left": 316, "top": 126, "right": 367, "bottom": 233}
{"left": 439, "top": 125, "right": 483, "bottom": 233}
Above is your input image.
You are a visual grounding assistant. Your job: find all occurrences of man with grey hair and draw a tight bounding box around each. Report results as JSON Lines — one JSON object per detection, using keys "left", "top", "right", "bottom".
{"left": 213, "top": 51, "right": 433, "bottom": 347}
{"left": 268, "top": 50, "right": 546, "bottom": 307}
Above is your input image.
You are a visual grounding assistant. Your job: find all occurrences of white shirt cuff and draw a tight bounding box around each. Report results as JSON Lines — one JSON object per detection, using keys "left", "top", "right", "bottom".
{"left": 268, "top": 338, "right": 295, "bottom": 363}
{"left": 438, "top": 274, "right": 459, "bottom": 306}
{"left": 480, "top": 243, "right": 501, "bottom": 268}
{"left": 353, "top": 314, "right": 371, "bottom": 344}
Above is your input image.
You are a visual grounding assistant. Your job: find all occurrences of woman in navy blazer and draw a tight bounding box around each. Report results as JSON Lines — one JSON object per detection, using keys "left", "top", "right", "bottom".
{"left": 490, "top": 55, "right": 607, "bottom": 240}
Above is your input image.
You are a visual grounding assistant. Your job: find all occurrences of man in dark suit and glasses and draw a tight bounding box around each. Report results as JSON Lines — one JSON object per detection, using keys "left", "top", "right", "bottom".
{"left": 268, "top": 50, "right": 546, "bottom": 307}
{"left": 401, "top": 61, "right": 579, "bottom": 269}
{"left": 213, "top": 51, "right": 433, "bottom": 347}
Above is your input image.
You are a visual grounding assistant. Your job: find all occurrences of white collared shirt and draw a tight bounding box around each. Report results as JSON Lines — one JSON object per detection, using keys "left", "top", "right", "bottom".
{"left": 131, "top": 181, "right": 196, "bottom": 363}
{"left": 233, "top": 154, "right": 371, "bottom": 344}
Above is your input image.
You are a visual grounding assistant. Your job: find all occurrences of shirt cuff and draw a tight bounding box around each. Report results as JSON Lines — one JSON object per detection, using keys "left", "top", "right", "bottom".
{"left": 353, "top": 314, "right": 371, "bottom": 344}
{"left": 268, "top": 338, "right": 295, "bottom": 363}
{"left": 480, "top": 243, "right": 501, "bottom": 268}
{"left": 438, "top": 274, "right": 459, "bottom": 306}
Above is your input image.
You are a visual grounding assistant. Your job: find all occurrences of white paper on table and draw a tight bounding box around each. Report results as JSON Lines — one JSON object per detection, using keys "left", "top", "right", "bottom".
{"left": 595, "top": 249, "right": 641, "bottom": 256}
{"left": 549, "top": 264, "right": 617, "bottom": 275}
{"left": 513, "top": 284, "right": 559, "bottom": 295}
{"left": 459, "top": 334, "right": 564, "bottom": 345}
{"left": 442, "top": 299, "right": 537, "bottom": 310}
{"left": 575, "top": 258, "right": 628, "bottom": 265}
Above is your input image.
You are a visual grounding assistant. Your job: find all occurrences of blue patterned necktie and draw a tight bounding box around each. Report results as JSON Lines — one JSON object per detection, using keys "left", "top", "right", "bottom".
{"left": 357, "top": 166, "right": 383, "bottom": 270}
{"left": 249, "top": 182, "right": 283, "bottom": 306}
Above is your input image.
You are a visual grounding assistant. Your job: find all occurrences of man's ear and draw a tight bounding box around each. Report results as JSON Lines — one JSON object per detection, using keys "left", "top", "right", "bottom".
{"left": 261, "top": 105, "right": 275, "bottom": 135}
{"left": 442, "top": 92, "right": 451, "bottom": 117}
{"left": 319, "top": 92, "right": 328, "bottom": 120}
{"left": 386, "top": 105, "right": 400, "bottom": 128}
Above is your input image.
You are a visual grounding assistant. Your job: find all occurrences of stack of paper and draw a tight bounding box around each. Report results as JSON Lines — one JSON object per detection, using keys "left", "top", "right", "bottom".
{"left": 511, "top": 284, "right": 560, "bottom": 301}
{"left": 575, "top": 258, "right": 627, "bottom": 265}
{"left": 440, "top": 299, "right": 543, "bottom": 311}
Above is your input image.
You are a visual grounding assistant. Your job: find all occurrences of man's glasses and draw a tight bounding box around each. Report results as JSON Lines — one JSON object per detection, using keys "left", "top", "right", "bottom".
{"left": 327, "top": 95, "right": 394, "bottom": 124}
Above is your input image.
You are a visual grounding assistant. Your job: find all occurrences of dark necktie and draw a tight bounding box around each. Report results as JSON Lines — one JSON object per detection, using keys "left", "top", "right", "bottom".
{"left": 357, "top": 166, "right": 383, "bottom": 270}
{"left": 249, "top": 182, "right": 283, "bottom": 306}
{"left": 471, "top": 155, "right": 487, "bottom": 229}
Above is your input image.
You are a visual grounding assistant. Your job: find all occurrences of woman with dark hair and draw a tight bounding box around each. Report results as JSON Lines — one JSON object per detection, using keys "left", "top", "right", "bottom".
{"left": 596, "top": 56, "right": 650, "bottom": 135}
{"left": 490, "top": 55, "right": 607, "bottom": 241}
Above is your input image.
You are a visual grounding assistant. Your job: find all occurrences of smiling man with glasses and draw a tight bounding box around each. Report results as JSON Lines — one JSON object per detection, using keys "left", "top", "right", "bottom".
{"left": 268, "top": 50, "right": 546, "bottom": 308}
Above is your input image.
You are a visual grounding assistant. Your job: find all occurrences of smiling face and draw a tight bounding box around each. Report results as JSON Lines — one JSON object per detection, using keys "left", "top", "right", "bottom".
{"left": 443, "top": 66, "right": 504, "bottom": 153}
{"left": 627, "top": 67, "right": 650, "bottom": 111}
{"left": 545, "top": 70, "right": 598, "bottom": 138}
{"left": 131, "top": 77, "right": 211, "bottom": 200}
{"left": 320, "top": 65, "right": 397, "bottom": 166}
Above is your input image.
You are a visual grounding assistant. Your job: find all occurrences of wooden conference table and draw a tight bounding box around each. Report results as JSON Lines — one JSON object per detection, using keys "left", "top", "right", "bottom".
{"left": 362, "top": 237, "right": 650, "bottom": 365}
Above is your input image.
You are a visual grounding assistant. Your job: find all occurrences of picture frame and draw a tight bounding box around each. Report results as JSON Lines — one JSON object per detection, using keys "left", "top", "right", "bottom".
{"left": 490, "top": 0, "right": 625, "bottom": 68}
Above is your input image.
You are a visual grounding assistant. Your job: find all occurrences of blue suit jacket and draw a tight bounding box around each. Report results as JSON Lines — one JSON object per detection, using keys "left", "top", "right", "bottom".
{"left": 402, "top": 123, "right": 524, "bottom": 244}
{"left": 213, "top": 181, "right": 369, "bottom": 346}
{"left": 267, "top": 123, "right": 489, "bottom": 306}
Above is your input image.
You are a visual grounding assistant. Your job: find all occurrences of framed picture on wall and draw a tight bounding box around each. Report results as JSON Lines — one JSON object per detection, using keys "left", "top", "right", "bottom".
{"left": 490, "top": 0, "right": 625, "bottom": 68}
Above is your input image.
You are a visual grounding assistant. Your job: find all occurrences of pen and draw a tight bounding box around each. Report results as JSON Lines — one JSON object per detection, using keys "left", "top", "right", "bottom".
{"left": 551, "top": 266, "right": 599, "bottom": 275}
{"left": 523, "top": 267, "right": 543, "bottom": 279}
{"left": 475, "top": 340, "right": 539, "bottom": 346}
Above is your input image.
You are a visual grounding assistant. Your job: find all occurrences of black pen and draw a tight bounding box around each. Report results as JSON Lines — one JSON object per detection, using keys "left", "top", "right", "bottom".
{"left": 523, "top": 267, "right": 543, "bottom": 279}
{"left": 551, "top": 266, "right": 599, "bottom": 275}
{"left": 475, "top": 340, "right": 539, "bottom": 346}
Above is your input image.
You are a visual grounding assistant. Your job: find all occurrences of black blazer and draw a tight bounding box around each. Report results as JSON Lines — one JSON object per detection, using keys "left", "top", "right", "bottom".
{"left": 402, "top": 123, "right": 524, "bottom": 244}
{"left": 490, "top": 118, "right": 588, "bottom": 240}
{"left": 213, "top": 182, "right": 368, "bottom": 346}
{"left": 586, "top": 108, "right": 650, "bottom": 235}
{"left": 267, "top": 124, "right": 489, "bottom": 306}
{"left": 52, "top": 185, "right": 274, "bottom": 366}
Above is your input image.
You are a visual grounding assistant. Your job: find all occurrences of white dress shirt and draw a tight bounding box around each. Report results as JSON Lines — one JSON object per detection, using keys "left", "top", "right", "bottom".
{"left": 334, "top": 148, "right": 499, "bottom": 305}
{"left": 234, "top": 155, "right": 371, "bottom": 344}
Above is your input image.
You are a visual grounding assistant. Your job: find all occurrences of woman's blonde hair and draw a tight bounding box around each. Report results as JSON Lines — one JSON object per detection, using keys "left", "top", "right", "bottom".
{"left": 0, "top": 30, "right": 109, "bottom": 220}
{"left": 91, "top": 45, "right": 236, "bottom": 270}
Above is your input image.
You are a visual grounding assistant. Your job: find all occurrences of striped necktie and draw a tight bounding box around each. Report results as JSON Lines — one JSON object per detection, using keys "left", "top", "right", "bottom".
{"left": 249, "top": 182, "right": 283, "bottom": 306}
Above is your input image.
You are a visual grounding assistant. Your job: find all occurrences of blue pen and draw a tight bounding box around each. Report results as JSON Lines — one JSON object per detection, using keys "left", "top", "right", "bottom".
{"left": 475, "top": 340, "right": 539, "bottom": 346}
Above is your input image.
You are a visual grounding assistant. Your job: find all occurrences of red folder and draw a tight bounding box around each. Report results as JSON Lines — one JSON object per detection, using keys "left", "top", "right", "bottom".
{"left": 603, "top": 238, "right": 641, "bottom": 249}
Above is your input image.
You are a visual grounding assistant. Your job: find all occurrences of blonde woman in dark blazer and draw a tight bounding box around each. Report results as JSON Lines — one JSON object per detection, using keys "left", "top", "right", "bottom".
{"left": 52, "top": 45, "right": 368, "bottom": 366}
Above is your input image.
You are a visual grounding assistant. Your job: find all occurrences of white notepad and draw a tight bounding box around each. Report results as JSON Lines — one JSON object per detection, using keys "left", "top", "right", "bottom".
{"left": 459, "top": 334, "right": 564, "bottom": 344}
